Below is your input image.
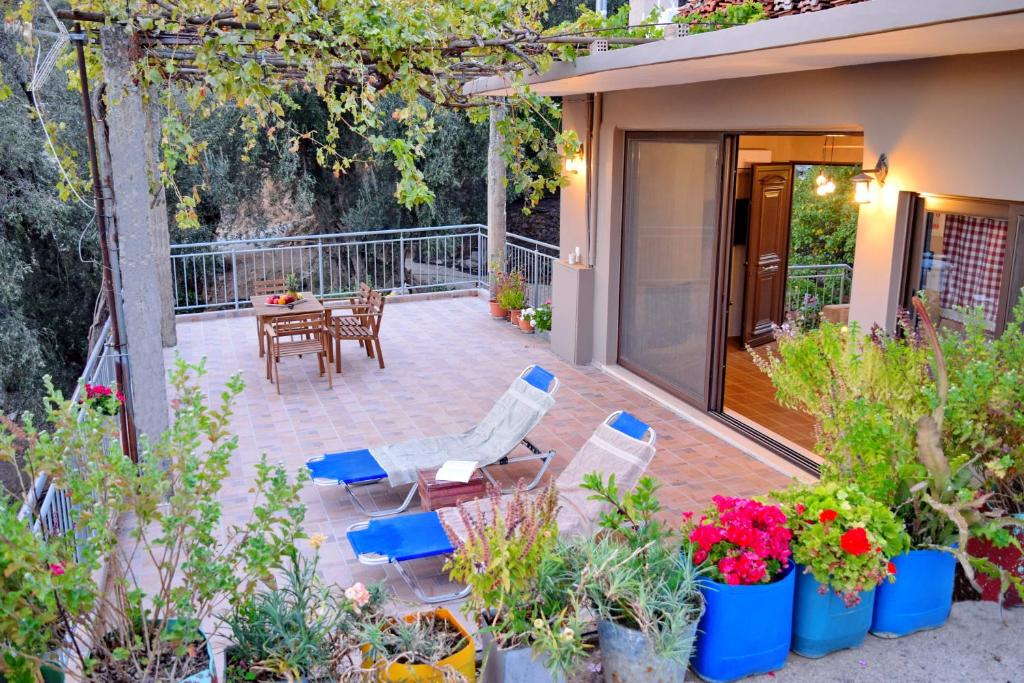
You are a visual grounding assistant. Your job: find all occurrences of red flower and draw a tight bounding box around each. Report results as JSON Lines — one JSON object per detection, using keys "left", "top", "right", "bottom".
{"left": 50, "top": 563, "right": 65, "bottom": 577}
{"left": 887, "top": 561, "right": 897, "bottom": 575}
{"left": 818, "top": 509, "right": 838, "bottom": 524}
{"left": 840, "top": 528, "right": 871, "bottom": 556}
{"left": 794, "top": 503, "right": 806, "bottom": 515}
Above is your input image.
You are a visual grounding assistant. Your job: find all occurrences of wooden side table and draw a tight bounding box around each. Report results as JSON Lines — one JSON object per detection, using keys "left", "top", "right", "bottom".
{"left": 417, "top": 468, "right": 488, "bottom": 512}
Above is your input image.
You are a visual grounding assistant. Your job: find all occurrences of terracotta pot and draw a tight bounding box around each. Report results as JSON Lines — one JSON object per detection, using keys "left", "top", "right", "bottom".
{"left": 489, "top": 300, "right": 508, "bottom": 319}
{"left": 509, "top": 309, "right": 522, "bottom": 325}
{"left": 518, "top": 317, "right": 534, "bottom": 333}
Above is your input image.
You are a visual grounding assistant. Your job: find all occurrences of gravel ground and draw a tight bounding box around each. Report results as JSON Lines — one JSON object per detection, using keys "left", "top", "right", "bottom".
{"left": 743, "top": 602, "right": 1024, "bottom": 683}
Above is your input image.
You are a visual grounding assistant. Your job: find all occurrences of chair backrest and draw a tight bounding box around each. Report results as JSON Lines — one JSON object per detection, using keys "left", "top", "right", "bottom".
{"left": 268, "top": 311, "right": 325, "bottom": 338}
{"left": 354, "top": 282, "right": 385, "bottom": 333}
{"left": 554, "top": 411, "right": 657, "bottom": 537}
{"left": 254, "top": 277, "right": 288, "bottom": 296}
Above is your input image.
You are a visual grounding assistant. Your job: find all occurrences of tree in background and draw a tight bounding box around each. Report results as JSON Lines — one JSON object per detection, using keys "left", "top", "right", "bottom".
{"left": 789, "top": 164, "right": 861, "bottom": 266}
{"left": 0, "top": 32, "right": 99, "bottom": 421}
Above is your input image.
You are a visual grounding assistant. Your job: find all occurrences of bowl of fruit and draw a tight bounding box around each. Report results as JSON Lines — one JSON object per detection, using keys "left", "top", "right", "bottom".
{"left": 265, "top": 292, "right": 303, "bottom": 308}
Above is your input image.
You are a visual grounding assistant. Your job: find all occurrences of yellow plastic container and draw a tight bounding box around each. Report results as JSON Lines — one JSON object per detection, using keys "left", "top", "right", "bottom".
{"left": 364, "top": 608, "right": 476, "bottom": 682}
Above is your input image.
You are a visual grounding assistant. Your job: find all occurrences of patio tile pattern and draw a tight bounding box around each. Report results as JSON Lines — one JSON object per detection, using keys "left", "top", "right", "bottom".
{"left": 168, "top": 296, "right": 793, "bottom": 603}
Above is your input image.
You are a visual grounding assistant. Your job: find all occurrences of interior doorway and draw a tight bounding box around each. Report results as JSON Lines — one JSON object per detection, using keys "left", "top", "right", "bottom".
{"left": 721, "top": 134, "right": 863, "bottom": 457}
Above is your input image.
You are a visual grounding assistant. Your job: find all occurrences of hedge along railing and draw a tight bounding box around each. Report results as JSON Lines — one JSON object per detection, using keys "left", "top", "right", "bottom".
{"left": 785, "top": 263, "right": 854, "bottom": 313}
{"left": 170, "top": 224, "right": 559, "bottom": 312}
{"left": 19, "top": 320, "right": 116, "bottom": 552}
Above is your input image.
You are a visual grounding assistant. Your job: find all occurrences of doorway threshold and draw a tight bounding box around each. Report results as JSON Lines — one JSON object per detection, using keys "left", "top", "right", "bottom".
{"left": 595, "top": 362, "right": 816, "bottom": 483}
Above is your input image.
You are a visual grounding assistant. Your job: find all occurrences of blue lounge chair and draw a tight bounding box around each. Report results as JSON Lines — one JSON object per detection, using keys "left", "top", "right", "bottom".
{"left": 306, "top": 365, "right": 559, "bottom": 517}
{"left": 346, "top": 410, "right": 657, "bottom": 603}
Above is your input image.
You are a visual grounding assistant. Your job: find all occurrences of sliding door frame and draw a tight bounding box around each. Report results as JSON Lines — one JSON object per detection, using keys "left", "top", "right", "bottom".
{"left": 615, "top": 131, "right": 733, "bottom": 410}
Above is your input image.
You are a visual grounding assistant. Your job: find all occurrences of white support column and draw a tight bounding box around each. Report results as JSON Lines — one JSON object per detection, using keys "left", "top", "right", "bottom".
{"left": 100, "top": 27, "right": 169, "bottom": 439}
{"left": 486, "top": 103, "right": 507, "bottom": 269}
{"left": 144, "top": 88, "right": 177, "bottom": 348}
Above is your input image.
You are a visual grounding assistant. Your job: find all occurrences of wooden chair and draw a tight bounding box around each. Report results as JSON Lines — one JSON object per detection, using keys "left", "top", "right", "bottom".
{"left": 253, "top": 278, "right": 288, "bottom": 353}
{"left": 264, "top": 311, "right": 332, "bottom": 394}
{"left": 327, "top": 283, "right": 386, "bottom": 373}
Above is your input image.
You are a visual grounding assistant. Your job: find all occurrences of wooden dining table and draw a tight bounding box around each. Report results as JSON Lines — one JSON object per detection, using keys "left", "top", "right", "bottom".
{"left": 250, "top": 292, "right": 324, "bottom": 357}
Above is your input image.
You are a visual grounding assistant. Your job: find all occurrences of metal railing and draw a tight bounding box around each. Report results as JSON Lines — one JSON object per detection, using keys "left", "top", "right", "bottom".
{"left": 504, "top": 233, "right": 558, "bottom": 308}
{"left": 19, "top": 320, "right": 116, "bottom": 548}
{"left": 786, "top": 263, "right": 853, "bottom": 312}
{"left": 170, "top": 224, "right": 560, "bottom": 312}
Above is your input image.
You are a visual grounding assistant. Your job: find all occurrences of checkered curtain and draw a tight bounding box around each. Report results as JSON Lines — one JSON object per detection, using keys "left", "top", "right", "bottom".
{"left": 940, "top": 214, "right": 1008, "bottom": 324}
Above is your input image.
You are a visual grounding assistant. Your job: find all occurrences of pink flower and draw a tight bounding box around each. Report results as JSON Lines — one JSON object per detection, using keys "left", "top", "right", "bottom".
{"left": 345, "top": 582, "right": 370, "bottom": 611}
{"left": 50, "top": 563, "right": 65, "bottom": 577}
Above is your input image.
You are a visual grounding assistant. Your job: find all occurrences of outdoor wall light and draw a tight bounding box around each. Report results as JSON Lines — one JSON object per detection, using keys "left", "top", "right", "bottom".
{"left": 564, "top": 153, "right": 586, "bottom": 175}
{"left": 852, "top": 153, "right": 889, "bottom": 204}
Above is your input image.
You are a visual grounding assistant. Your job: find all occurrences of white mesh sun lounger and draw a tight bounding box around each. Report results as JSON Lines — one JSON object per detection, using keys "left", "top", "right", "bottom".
{"left": 345, "top": 410, "right": 657, "bottom": 603}
{"left": 306, "top": 365, "right": 559, "bottom": 517}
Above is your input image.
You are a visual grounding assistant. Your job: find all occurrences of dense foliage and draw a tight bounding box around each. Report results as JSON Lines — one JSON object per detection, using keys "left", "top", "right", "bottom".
{"left": 0, "top": 32, "right": 99, "bottom": 427}
{"left": 789, "top": 164, "right": 861, "bottom": 266}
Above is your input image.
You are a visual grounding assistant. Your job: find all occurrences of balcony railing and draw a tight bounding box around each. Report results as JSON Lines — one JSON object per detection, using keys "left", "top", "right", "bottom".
{"left": 170, "top": 224, "right": 559, "bottom": 312}
{"left": 785, "top": 263, "right": 853, "bottom": 313}
{"left": 19, "top": 320, "right": 116, "bottom": 551}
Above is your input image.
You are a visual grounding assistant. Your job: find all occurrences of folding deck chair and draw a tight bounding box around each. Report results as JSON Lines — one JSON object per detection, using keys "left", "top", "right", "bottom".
{"left": 345, "top": 410, "right": 657, "bottom": 603}
{"left": 306, "top": 365, "right": 559, "bottom": 517}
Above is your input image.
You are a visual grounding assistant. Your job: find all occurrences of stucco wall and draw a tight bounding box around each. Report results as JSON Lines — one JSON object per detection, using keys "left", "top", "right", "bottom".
{"left": 560, "top": 50, "right": 1024, "bottom": 366}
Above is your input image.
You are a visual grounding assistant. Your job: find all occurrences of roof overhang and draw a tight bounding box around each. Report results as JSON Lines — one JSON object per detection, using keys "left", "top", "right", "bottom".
{"left": 467, "top": 0, "right": 1024, "bottom": 97}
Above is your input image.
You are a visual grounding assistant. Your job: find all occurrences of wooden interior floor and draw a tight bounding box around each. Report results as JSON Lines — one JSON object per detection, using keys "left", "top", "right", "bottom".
{"left": 723, "top": 338, "right": 820, "bottom": 455}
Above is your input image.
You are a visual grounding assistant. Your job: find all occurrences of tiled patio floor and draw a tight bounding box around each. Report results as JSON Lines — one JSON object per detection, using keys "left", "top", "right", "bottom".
{"left": 169, "top": 295, "right": 793, "bottom": 603}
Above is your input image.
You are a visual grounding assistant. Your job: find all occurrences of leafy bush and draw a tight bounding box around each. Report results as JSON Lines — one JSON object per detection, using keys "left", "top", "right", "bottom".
{"left": 5, "top": 358, "right": 307, "bottom": 680}
{"left": 525, "top": 301, "right": 552, "bottom": 332}
{"left": 772, "top": 483, "right": 910, "bottom": 606}
{"left": 443, "top": 483, "right": 586, "bottom": 674}
{"left": 496, "top": 270, "right": 527, "bottom": 311}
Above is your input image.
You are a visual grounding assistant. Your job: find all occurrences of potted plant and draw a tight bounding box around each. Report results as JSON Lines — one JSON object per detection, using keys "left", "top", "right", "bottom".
{"left": 532, "top": 301, "right": 552, "bottom": 339}
{"left": 443, "top": 483, "right": 584, "bottom": 682}
{"left": 7, "top": 360, "right": 307, "bottom": 681}
{"left": 488, "top": 258, "right": 507, "bottom": 318}
{"left": 682, "top": 495, "right": 794, "bottom": 682}
{"left": 498, "top": 271, "right": 527, "bottom": 325}
{"left": 78, "top": 382, "right": 125, "bottom": 416}
{"left": 518, "top": 308, "right": 536, "bottom": 333}
{"left": 223, "top": 547, "right": 385, "bottom": 682}
{"left": 565, "top": 475, "right": 704, "bottom": 683}
{"left": 773, "top": 483, "right": 910, "bottom": 657}
{"left": 360, "top": 608, "right": 475, "bottom": 682}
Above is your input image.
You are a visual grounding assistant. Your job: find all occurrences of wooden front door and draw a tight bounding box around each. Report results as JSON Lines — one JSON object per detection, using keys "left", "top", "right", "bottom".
{"left": 743, "top": 164, "right": 793, "bottom": 346}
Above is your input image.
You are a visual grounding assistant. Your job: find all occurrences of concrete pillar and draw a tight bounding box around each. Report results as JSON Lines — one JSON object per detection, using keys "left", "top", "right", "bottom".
{"left": 100, "top": 27, "right": 169, "bottom": 439}
{"left": 486, "top": 103, "right": 507, "bottom": 269}
{"left": 143, "top": 90, "right": 177, "bottom": 348}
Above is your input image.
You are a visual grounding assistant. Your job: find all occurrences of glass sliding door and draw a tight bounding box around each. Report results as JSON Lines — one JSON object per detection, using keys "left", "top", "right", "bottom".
{"left": 618, "top": 133, "right": 723, "bottom": 406}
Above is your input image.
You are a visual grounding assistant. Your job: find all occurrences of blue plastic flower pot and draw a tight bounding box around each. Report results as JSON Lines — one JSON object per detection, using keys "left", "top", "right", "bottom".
{"left": 791, "top": 565, "right": 874, "bottom": 658}
{"left": 870, "top": 549, "right": 955, "bottom": 638}
{"left": 691, "top": 563, "right": 795, "bottom": 683}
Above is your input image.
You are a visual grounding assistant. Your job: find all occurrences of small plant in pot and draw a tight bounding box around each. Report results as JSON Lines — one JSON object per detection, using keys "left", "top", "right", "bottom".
{"left": 531, "top": 301, "right": 552, "bottom": 335}
{"left": 488, "top": 259, "right": 508, "bottom": 318}
{"left": 359, "top": 609, "right": 476, "bottom": 682}
{"left": 518, "top": 308, "right": 536, "bottom": 333}
{"left": 443, "top": 483, "right": 586, "bottom": 682}
{"left": 564, "top": 474, "right": 705, "bottom": 683}
{"left": 497, "top": 271, "right": 527, "bottom": 325}
{"left": 222, "top": 546, "right": 386, "bottom": 682}
{"left": 682, "top": 495, "right": 794, "bottom": 682}
{"left": 772, "top": 482, "right": 910, "bottom": 658}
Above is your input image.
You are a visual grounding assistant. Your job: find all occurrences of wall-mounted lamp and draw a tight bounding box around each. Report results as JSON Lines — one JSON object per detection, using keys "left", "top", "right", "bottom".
{"left": 564, "top": 153, "right": 586, "bottom": 175}
{"left": 852, "top": 153, "right": 888, "bottom": 204}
